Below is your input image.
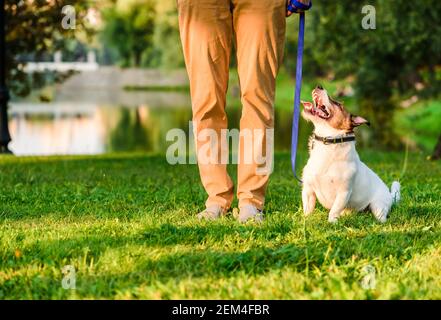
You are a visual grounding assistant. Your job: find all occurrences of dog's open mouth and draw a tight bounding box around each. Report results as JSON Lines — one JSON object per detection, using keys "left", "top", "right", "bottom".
{"left": 304, "top": 99, "right": 331, "bottom": 119}
{"left": 315, "top": 103, "right": 331, "bottom": 119}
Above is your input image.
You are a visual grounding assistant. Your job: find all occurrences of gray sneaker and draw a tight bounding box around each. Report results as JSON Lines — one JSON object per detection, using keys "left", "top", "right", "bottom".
{"left": 238, "top": 204, "right": 264, "bottom": 223}
{"left": 197, "top": 205, "right": 225, "bottom": 221}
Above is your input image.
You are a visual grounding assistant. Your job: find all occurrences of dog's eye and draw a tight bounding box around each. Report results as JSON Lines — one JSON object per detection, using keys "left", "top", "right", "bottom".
{"left": 329, "top": 97, "right": 342, "bottom": 108}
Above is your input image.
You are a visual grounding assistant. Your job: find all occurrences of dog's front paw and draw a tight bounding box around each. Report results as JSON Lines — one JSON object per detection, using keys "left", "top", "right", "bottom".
{"left": 328, "top": 215, "right": 339, "bottom": 223}
{"left": 303, "top": 206, "right": 314, "bottom": 216}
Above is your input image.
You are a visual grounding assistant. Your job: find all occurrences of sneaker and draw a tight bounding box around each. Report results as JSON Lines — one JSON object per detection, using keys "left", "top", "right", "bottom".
{"left": 238, "top": 204, "right": 264, "bottom": 223}
{"left": 197, "top": 205, "right": 225, "bottom": 221}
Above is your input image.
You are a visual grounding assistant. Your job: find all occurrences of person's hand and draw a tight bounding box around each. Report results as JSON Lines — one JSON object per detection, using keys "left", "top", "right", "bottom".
{"left": 286, "top": 9, "right": 303, "bottom": 17}
{"left": 286, "top": 0, "right": 311, "bottom": 17}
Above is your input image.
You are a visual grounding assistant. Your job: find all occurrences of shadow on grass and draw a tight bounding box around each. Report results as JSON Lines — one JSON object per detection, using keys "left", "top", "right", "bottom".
{"left": 61, "top": 227, "right": 440, "bottom": 298}
{"left": 2, "top": 216, "right": 440, "bottom": 298}
{"left": 5, "top": 222, "right": 440, "bottom": 278}
{"left": 132, "top": 227, "right": 439, "bottom": 278}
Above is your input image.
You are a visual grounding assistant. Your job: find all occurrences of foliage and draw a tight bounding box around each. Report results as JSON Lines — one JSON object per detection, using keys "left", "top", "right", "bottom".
{"left": 146, "top": 1, "right": 184, "bottom": 68}
{"left": 299, "top": 0, "right": 441, "bottom": 147}
{"left": 5, "top": 0, "right": 92, "bottom": 96}
{"left": 100, "top": 0, "right": 156, "bottom": 67}
{"left": 100, "top": 0, "right": 183, "bottom": 68}
{"left": 0, "top": 152, "right": 440, "bottom": 299}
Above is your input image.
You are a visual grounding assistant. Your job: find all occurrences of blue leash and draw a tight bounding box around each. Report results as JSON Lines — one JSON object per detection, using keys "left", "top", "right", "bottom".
{"left": 291, "top": 11, "right": 306, "bottom": 184}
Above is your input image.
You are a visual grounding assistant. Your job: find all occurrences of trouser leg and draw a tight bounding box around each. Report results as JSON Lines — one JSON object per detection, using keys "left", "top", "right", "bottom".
{"left": 233, "top": 0, "right": 286, "bottom": 209}
{"left": 178, "top": 0, "right": 234, "bottom": 209}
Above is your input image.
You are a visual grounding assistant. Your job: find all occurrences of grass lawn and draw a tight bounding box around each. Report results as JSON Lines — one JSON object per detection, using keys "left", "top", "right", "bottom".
{"left": 0, "top": 151, "right": 440, "bottom": 299}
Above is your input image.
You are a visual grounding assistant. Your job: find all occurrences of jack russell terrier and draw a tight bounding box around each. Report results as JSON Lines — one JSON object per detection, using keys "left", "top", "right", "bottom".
{"left": 301, "top": 85, "right": 401, "bottom": 223}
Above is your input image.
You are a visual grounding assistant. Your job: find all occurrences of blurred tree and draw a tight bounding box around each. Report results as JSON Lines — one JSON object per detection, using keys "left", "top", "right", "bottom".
{"left": 100, "top": 0, "right": 183, "bottom": 68}
{"left": 146, "top": 1, "right": 184, "bottom": 68}
{"left": 296, "top": 0, "right": 441, "bottom": 147}
{"left": 5, "top": 0, "right": 92, "bottom": 96}
{"left": 101, "top": 0, "right": 155, "bottom": 67}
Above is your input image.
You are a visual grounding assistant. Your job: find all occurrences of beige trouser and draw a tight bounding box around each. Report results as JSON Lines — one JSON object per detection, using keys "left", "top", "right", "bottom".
{"left": 178, "top": 0, "right": 286, "bottom": 210}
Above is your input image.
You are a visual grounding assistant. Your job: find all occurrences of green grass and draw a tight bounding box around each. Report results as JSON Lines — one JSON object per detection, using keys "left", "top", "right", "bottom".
{"left": 0, "top": 151, "right": 440, "bottom": 299}
{"left": 395, "top": 100, "right": 441, "bottom": 151}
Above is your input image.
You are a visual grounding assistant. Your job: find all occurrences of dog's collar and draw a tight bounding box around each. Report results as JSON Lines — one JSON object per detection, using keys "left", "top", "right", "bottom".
{"left": 313, "top": 133, "right": 355, "bottom": 145}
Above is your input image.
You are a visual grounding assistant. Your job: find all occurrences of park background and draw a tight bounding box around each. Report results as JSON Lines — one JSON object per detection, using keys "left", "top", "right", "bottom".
{"left": 0, "top": 0, "right": 440, "bottom": 299}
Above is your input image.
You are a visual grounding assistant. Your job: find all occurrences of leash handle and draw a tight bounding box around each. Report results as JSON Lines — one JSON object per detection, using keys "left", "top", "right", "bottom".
{"left": 287, "top": 0, "right": 312, "bottom": 13}
{"left": 291, "top": 12, "right": 305, "bottom": 184}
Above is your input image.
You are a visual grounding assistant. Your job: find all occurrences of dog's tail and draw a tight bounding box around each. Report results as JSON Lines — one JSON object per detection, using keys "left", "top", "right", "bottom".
{"left": 391, "top": 181, "right": 401, "bottom": 205}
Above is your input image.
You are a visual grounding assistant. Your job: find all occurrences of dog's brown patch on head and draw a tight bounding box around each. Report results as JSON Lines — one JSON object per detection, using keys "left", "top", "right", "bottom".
{"left": 327, "top": 98, "right": 353, "bottom": 132}
{"left": 321, "top": 93, "right": 369, "bottom": 132}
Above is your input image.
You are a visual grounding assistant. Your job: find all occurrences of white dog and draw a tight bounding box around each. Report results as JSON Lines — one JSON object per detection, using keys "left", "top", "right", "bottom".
{"left": 301, "top": 85, "right": 401, "bottom": 223}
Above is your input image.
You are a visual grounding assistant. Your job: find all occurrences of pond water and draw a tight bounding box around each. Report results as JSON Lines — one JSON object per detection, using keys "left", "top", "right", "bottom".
{"left": 8, "top": 91, "right": 313, "bottom": 156}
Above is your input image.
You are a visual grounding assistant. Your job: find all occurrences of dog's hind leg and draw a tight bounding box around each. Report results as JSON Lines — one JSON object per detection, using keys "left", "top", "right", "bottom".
{"left": 370, "top": 196, "right": 392, "bottom": 223}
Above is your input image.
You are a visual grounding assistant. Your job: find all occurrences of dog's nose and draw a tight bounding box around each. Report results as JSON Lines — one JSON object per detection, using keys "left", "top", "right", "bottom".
{"left": 316, "top": 84, "right": 323, "bottom": 90}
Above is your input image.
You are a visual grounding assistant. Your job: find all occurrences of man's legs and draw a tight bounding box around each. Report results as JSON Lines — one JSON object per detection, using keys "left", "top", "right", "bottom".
{"left": 233, "top": 0, "right": 286, "bottom": 210}
{"left": 178, "top": 0, "right": 234, "bottom": 211}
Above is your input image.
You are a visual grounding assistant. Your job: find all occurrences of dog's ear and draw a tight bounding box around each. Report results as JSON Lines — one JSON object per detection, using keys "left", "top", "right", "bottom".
{"left": 301, "top": 101, "right": 314, "bottom": 109}
{"left": 351, "top": 115, "right": 370, "bottom": 127}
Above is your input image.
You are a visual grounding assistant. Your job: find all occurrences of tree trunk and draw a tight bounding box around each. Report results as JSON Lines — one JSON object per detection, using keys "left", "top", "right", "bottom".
{"left": 134, "top": 52, "right": 142, "bottom": 67}
{"left": 430, "top": 133, "right": 441, "bottom": 160}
